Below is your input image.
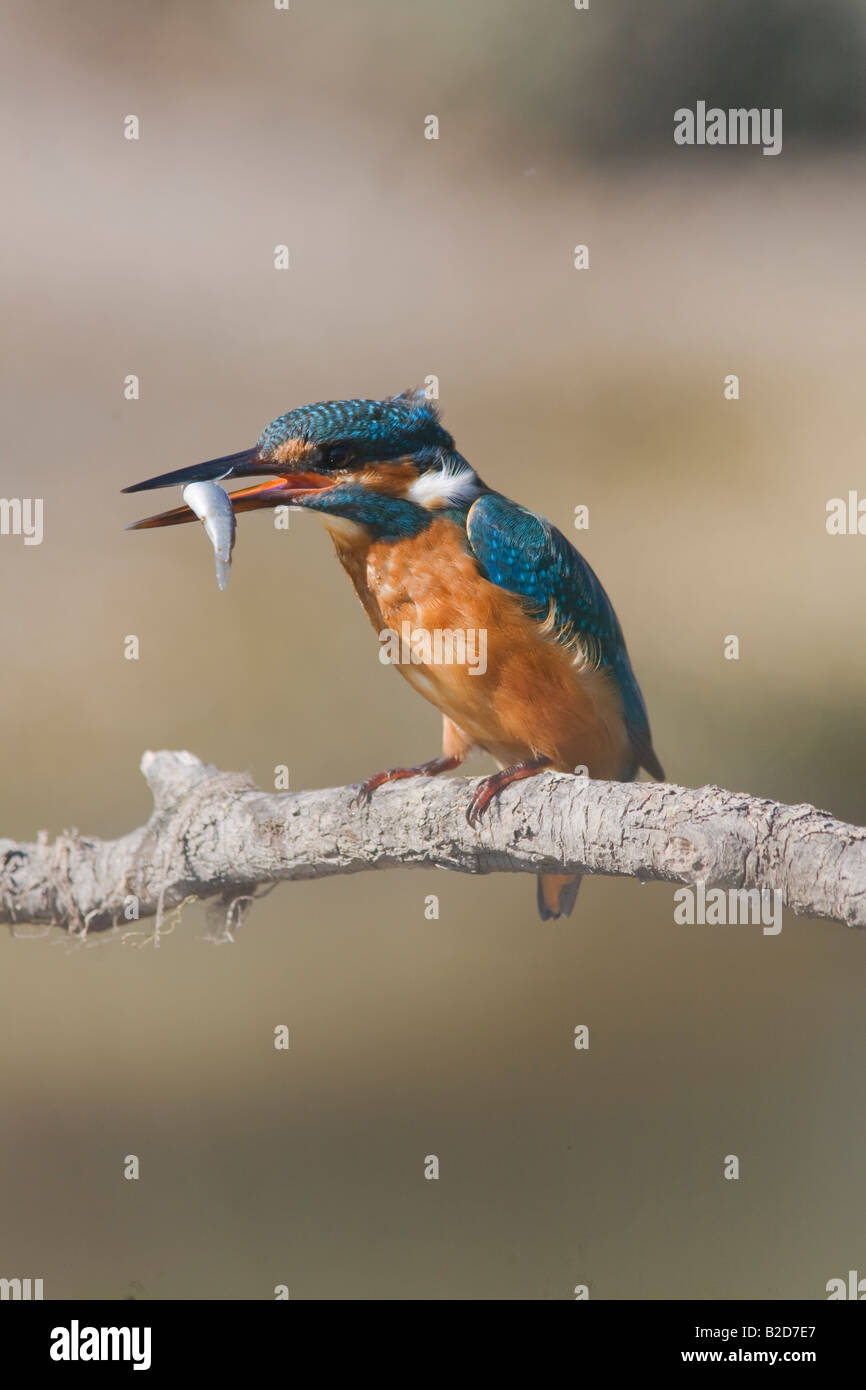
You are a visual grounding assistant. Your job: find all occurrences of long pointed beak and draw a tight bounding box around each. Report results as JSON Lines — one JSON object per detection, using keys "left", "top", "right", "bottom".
{"left": 123, "top": 447, "right": 334, "bottom": 529}
{"left": 122, "top": 447, "right": 264, "bottom": 494}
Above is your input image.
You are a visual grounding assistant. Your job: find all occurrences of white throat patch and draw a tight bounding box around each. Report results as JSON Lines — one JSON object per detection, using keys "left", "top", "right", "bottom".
{"left": 408, "top": 460, "right": 481, "bottom": 510}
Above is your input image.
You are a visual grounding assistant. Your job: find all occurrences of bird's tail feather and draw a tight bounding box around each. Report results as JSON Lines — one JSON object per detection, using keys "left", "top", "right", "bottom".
{"left": 537, "top": 873, "right": 582, "bottom": 921}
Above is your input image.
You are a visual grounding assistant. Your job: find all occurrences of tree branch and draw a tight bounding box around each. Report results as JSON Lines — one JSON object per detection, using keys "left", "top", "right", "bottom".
{"left": 0, "top": 750, "right": 863, "bottom": 935}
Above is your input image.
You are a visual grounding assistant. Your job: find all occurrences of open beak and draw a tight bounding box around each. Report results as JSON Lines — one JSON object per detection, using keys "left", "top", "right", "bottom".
{"left": 123, "top": 447, "right": 335, "bottom": 529}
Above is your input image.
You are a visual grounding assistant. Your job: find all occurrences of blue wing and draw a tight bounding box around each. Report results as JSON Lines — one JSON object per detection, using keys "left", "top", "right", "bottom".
{"left": 466, "top": 492, "right": 663, "bottom": 780}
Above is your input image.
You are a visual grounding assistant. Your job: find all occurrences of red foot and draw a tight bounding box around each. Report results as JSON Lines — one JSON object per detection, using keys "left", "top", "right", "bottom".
{"left": 466, "top": 758, "right": 552, "bottom": 828}
{"left": 352, "top": 755, "right": 463, "bottom": 808}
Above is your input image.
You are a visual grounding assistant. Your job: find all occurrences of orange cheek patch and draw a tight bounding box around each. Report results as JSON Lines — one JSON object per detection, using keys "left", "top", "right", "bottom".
{"left": 357, "top": 459, "right": 420, "bottom": 497}
{"left": 271, "top": 437, "right": 316, "bottom": 465}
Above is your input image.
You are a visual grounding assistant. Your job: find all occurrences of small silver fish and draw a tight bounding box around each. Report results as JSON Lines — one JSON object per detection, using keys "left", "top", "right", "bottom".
{"left": 182, "top": 481, "right": 236, "bottom": 591}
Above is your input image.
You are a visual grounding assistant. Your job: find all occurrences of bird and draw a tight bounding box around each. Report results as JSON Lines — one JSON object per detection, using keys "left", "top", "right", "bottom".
{"left": 124, "top": 389, "right": 664, "bottom": 919}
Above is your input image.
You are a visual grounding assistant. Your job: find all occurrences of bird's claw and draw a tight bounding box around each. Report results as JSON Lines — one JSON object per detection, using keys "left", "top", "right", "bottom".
{"left": 465, "top": 787, "right": 489, "bottom": 828}
{"left": 350, "top": 770, "right": 397, "bottom": 809}
{"left": 465, "top": 759, "right": 551, "bottom": 827}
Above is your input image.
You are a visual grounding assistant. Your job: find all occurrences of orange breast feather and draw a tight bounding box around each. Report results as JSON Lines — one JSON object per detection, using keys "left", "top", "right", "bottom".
{"left": 325, "top": 515, "right": 631, "bottom": 777}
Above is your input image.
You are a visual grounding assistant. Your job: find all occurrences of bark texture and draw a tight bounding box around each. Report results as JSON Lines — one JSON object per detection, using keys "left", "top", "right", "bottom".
{"left": 0, "top": 750, "right": 863, "bottom": 934}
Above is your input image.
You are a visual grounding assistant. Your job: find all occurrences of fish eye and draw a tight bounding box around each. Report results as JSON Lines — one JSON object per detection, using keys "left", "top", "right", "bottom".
{"left": 325, "top": 443, "right": 354, "bottom": 468}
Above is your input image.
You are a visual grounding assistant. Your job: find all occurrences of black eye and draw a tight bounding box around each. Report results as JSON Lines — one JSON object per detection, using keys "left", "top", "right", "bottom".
{"left": 325, "top": 443, "right": 354, "bottom": 468}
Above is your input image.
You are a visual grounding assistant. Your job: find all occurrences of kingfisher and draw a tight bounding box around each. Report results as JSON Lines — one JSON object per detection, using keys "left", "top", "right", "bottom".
{"left": 124, "top": 390, "right": 664, "bottom": 919}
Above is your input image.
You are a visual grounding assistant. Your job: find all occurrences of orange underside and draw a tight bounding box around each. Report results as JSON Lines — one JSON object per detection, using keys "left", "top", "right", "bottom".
{"left": 324, "top": 513, "right": 634, "bottom": 779}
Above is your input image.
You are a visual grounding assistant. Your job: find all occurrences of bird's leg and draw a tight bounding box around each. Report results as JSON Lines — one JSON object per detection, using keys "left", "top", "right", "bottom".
{"left": 466, "top": 757, "right": 552, "bottom": 828}
{"left": 352, "top": 754, "right": 464, "bottom": 807}
{"left": 352, "top": 716, "right": 473, "bottom": 808}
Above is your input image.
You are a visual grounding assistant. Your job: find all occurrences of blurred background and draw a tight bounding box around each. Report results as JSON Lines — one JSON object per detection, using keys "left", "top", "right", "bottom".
{"left": 1, "top": 0, "right": 865, "bottom": 1299}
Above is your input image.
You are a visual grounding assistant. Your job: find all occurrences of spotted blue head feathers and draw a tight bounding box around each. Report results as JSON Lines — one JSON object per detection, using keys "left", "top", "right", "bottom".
{"left": 257, "top": 389, "right": 454, "bottom": 466}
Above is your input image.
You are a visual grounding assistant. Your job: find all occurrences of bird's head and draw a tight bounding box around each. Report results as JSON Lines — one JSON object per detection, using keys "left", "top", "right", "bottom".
{"left": 124, "top": 391, "right": 481, "bottom": 535}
